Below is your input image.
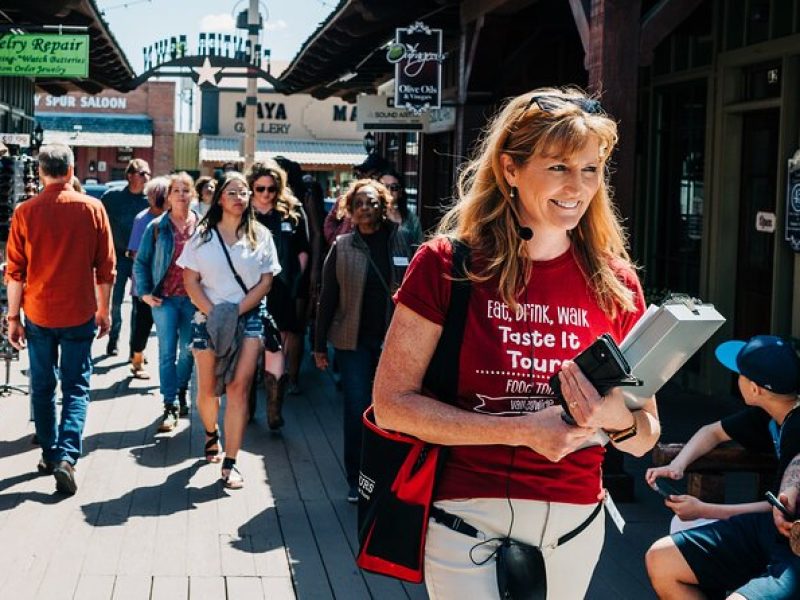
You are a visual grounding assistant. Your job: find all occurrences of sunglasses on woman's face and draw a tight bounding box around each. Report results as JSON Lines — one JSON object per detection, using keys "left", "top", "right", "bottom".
{"left": 385, "top": 183, "right": 402, "bottom": 192}
{"left": 225, "top": 189, "right": 252, "bottom": 199}
{"left": 254, "top": 185, "right": 277, "bottom": 194}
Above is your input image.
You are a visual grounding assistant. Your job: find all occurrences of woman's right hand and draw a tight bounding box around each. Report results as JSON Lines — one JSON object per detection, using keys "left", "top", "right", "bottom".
{"left": 142, "top": 294, "right": 162, "bottom": 308}
{"left": 645, "top": 464, "right": 684, "bottom": 487}
{"left": 519, "top": 406, "right": 598, "bottom": 462}
{"left": 313, "top": 351, "right": 328, "bottom": 371}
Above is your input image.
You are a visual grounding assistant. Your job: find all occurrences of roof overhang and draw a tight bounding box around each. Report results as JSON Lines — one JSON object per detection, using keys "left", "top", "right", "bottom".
{"left": 37, "top": 112, "right": 152, "bottom": 147}
{"left": 278, "top": 0, "right": 459, "bottom": 101}
{"left": 199, "top": 137, "right": 366, "bottom": 168}
{"left": 0, "top": 0, "right": 136, "bottom": 94}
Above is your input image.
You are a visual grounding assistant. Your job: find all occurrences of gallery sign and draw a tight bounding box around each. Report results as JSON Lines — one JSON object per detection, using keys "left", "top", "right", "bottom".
{"left": 386, "top": 22, "right": 444, "bottom": 114}
{"left": 0, "top": 33, "right": 89, "bottom": 77}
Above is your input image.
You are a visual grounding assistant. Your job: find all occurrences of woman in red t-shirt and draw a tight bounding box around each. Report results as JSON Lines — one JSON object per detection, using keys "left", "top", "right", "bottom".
{"left": 373, "top": 88, "right": 661, "bottom": 599}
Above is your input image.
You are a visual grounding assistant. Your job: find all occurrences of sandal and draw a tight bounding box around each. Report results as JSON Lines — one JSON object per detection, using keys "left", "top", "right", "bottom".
{"left": 221, "top": 457, "right": 244, "bottom": 489}
{"left": 204, "top": 428, "right": 222, "bottom": 463}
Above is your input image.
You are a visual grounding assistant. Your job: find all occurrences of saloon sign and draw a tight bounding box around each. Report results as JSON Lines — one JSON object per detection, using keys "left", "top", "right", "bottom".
{"left": 386, "top": 22, "right": 444, "bottom": 114}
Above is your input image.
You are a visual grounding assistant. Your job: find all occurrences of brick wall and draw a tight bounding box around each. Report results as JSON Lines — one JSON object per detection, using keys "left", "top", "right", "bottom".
{"left": 34, "top": 81, "right": 175, "bottom": 180}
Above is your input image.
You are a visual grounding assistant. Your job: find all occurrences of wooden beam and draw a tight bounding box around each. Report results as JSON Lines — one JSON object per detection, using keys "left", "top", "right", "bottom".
{"left": 460, "top": 0, "right": 513, "bottom": 26}
{"left": 463, "top": 15, "right": 485, "bottom": 99}
{"left": 639, "top": 0, "right": 705, "bottom": 65}
{"left": 568, "top": 0, "right": 591, "bottom": 58}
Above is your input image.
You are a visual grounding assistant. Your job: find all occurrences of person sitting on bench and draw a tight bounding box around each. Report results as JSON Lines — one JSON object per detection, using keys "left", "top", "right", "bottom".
{"left": 646, "top": 335, "right": 800, "bottom": 599}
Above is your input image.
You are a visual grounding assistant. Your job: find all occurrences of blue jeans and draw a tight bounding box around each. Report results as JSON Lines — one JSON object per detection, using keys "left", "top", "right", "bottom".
{"left": 151, "top": 295, "right": 194, "bottom": 407}
{"left": 26, "top": 317, "right": 96, "bottom": 465}
{"left": 336, "top": 338, "right": 382, "bottom": 488}
{"left": 110, "top": 255, "right": 133, "bottom": 345}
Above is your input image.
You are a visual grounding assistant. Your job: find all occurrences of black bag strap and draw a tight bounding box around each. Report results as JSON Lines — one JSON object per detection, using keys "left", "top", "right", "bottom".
{"left": 215, "top": 228, "right": 249, "bottom": 295}
{"left": 422, "top": 238, "right": 471, "bottom": 403}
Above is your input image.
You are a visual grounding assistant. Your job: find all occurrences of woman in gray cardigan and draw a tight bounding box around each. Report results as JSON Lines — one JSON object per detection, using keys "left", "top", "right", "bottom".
{"left": 313, "top": 179, "right": 411, "bottom": 503}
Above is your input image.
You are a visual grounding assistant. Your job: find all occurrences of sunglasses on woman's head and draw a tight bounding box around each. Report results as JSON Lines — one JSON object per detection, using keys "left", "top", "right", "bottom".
{"left": 254, "top": 185, "right": 277, "bottom": 194}
{"left": 524, "top": 95, "right": 603, "bottom": 115}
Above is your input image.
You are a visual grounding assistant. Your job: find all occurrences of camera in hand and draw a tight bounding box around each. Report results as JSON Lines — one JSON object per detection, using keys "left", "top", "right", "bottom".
{"left": 549, "top": 333, "right": 642, "bottom": 424}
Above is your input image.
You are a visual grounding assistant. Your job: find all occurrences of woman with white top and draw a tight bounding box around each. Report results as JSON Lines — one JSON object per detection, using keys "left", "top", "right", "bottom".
{"left": 178, "top": 172, "right": 281, "bottom": 489}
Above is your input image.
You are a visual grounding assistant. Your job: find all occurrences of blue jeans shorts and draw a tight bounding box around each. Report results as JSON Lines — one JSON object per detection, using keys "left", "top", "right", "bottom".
{"left": 673, "top": 511, "right": 800, "bottom": 599}
{"left": 191, "top": 310, "right": 264, "bottom": 350}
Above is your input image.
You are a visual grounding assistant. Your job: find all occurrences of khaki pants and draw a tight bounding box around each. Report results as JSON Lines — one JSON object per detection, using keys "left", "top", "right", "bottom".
{"left": 424, "top": 498, "right": 605, "bottom": 600}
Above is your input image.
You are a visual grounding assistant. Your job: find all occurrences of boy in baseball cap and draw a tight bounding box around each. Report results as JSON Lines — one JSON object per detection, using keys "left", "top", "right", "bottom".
{"left": 715, "top": 335, "right": 800, "bottom": 396}
{"left": 646, "top": 335, "right": 800, "bottom": 598}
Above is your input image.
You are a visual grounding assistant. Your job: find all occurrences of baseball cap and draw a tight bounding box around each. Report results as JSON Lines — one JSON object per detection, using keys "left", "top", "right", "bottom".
{"left": 715, "top": 335, "right": 800, "bottom": 394}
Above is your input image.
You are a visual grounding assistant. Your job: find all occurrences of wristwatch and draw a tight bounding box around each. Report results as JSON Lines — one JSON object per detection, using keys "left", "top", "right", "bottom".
{"left": 606, "top": 415, "right": 638, "bottom": 443}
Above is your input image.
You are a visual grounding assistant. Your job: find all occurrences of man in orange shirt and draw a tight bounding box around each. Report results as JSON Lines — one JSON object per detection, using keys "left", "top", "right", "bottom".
{"left": 5, "top": 144, "right": 116, "bottom": 495}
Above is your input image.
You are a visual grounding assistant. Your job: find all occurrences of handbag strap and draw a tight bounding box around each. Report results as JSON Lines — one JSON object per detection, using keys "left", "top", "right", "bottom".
{"left": 422, "top": 238, "right": 471, "bottom": 403}
{"left": 215, "top": 228, "right": 249, "bottom": 295}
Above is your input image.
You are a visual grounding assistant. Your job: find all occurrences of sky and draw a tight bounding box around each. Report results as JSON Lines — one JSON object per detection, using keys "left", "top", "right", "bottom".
{"left": 95, "top": 0, "right": 336, "bottom": 75}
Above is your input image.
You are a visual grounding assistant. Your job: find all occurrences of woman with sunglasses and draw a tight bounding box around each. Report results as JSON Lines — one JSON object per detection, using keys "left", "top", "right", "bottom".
{"left": 126, "top": 175, "right": 169, "bottom": 380}
{"left": 378, "top": 170, "right": 422, "bottom": 248}
{"left": 313, "top": 179, "right": 411, "bottom": 503}
{"left": 134, "top": 172, "right": 199, "bottom": 431}
{"left": 178, "top": 172, "right": 280, "bottom": 488}
{"left": 372, "top": 88, "right": 660, "bottom": 598}
{"left": 245, "top": 161, "right": 310, "bottom": 429}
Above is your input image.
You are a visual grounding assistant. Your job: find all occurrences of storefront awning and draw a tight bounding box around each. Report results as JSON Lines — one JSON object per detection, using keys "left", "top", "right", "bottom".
{"left": 36, "top": 112, "right": 153, "bottom": 148}
{"left": 199, "top": 137, "right": 367, "bottom": 167}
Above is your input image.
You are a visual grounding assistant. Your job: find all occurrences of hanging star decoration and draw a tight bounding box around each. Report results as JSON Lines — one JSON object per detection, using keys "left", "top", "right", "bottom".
{"left": 193, "top": 57, "right": 222, "bottom": 86}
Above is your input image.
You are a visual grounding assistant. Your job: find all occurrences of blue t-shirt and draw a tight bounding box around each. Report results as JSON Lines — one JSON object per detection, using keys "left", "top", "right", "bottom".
{"left": 127, "top": 208, "right": 156, "bottom": 252}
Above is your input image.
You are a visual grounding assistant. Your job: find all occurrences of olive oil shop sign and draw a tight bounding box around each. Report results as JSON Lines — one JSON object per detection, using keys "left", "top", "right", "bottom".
{"left": 387, "top": 22, "right": 444, "bottom": 114}
{"left": 0, "top": 34, "right": 89, "bottom": 78}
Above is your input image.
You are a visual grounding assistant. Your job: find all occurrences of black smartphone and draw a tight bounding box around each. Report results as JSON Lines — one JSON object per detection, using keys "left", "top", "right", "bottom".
{"left": 652, "top": 478, "right": 679, "bottom": 498}
{"left": 765, "top": 491, "right": 794, "bottom": 520}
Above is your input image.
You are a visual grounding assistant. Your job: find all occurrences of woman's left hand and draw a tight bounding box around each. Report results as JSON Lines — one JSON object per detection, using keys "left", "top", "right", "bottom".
{"left": 557, "top": 360, "right": 634, "bottom": 431}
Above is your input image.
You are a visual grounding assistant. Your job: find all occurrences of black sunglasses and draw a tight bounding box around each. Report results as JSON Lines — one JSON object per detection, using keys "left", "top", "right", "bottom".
{"left": 385, "top": 183, "right": 402, "bottom": 192}
{"left": 134, "top": 170, "right": 151, "bottom": 177}
{"left": 255, "top": 185, "right": 277, "bottom": 194}
{"left": 524, "top": 95, "right": 603, "bottom": 115}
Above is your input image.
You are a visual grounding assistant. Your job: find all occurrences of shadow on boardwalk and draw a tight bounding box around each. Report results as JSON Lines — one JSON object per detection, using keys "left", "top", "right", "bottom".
{"left": 0, "top": 308, "right": 693, "bottom": 599}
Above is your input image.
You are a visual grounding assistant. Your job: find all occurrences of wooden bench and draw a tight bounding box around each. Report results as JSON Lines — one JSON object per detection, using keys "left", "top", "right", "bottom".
{"left": 652, "top": 443, "right": 777, "bottom": 503}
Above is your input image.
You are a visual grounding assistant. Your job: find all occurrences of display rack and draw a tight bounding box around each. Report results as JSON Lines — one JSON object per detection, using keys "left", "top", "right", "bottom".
{"left": 0, "top": 152, "right": 39, "bottom": 397}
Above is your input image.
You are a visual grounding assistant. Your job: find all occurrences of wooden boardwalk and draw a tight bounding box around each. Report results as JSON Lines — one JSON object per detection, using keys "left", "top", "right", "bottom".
{"left": 0, "top": 304, "right": 671, "bottom": 599}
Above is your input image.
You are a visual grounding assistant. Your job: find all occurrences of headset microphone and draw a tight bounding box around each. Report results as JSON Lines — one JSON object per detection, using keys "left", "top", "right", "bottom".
{"left": 508, "top": 186, "right": 533, "bottom": 241}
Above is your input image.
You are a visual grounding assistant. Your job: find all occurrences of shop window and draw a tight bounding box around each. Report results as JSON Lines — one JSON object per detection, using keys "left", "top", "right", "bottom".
{"left": 743, "top": 61, "right": 782, "bottom": 101}
{"left": 747, "top": 0, "right": 771, "bottom": 45}
{"left": 651, "top": 0, "right": 714, "bottom": 75}
{"left": 647, "top": 81, "right": 707, "bottom": 303}
{"left": 771, "top": 0, "right": 794, "bottom": 38}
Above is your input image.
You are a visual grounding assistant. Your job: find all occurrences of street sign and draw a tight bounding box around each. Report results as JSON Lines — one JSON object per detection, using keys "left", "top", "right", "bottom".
{"left": 387, "top": 22, "right": 444, "bottom": 114}
{"left": 0, "top": 34, "right": 89, "bottom": 78}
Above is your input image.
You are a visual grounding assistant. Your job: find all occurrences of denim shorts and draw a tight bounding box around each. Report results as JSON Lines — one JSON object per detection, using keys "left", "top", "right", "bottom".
{"left": 673, "top": 511, "right": 800, "bottom": 599}
{"left": 191, "top": 310, "right": 264, "bottom": 350}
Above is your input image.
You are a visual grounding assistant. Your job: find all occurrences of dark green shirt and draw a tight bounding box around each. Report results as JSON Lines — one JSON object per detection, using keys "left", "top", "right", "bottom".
{"left": 101, "top": 186, "right": 148, "bottom": 254}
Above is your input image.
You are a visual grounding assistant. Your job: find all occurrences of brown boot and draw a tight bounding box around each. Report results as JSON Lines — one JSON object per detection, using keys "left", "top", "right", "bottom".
{"left": 265, "top": 373, "right": 285, "bottom": 430}
{"left": 130, "top": 352, "right": 150, "bottom": 379}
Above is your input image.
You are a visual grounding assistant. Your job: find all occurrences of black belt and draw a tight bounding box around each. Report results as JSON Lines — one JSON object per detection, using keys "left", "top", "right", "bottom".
{"left": 430, "top": 500, "right": 604, "bottom": 547}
